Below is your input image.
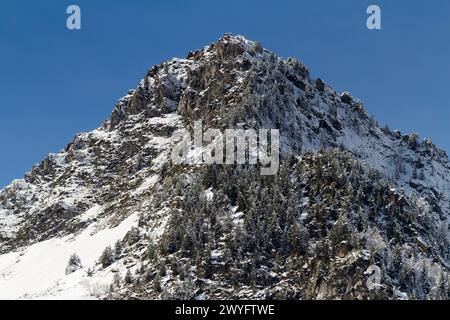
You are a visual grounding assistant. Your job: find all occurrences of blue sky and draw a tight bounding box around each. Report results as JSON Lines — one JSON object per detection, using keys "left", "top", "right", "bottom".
{"left": 0, "top": 0, "right": 449, "bottom": 187}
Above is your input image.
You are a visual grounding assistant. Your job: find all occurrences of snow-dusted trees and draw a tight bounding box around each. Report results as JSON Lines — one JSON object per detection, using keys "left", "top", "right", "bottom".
{"left": 147, "top": 240, "right": 157, "bottom": 261}
{"left": 121, "top": 148, "right": 450, "bottom": 299}
{"left": 437, "top": 273, "right": 449, "bottom": 299}
{"left": 392, "top": 153, "right": 406, "bottom": 181}
{"left": 125, "top": 227, "right": 140, "bottom": 245}
{"left": 419, "top": 264, "right": 431, "bottom": 299}
{"left": 286, "top": 222, "right": 309, "bottom": 255}
{"left": 114, "top": 240, "right": 123, "bottom": 259}
{"left": 124, "top": 269, "right": 133, "bottom": 284}
{"left": 100, "top": 246, "right": 115, "bottom": 268}
{"left": 153, "top": 274, "right": 162, "bottom": 293}
{"left": 65, "top": 253, "right": 82, "bottom": 275}
{"left": 329, "top": 215, "right": 350, "bottom": 247}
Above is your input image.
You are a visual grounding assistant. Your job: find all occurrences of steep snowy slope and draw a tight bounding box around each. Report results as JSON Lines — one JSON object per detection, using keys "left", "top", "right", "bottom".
{"left": 0, "top": 34, "right": 449, "bottom": 299}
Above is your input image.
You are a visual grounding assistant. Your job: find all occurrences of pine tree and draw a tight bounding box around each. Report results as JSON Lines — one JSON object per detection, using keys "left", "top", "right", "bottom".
{"left": 65, "top": 253, "right": 83, "bottom": 275}
{"left": 147, "top": 240, "right": 157, "bottom": 261}
{"left": 154, "top": 274, "right": 162, "bottom": 292}
{"left": 329, "top": 215, "right": 349, "bottom": 247}
{"left": 86, "top": 267, "right": 94, "bottom": 277}
{"left": 124, "top": 269, "right": 133, "bottom": 284}
{"left": 286, "top": 222, "right": 309, "bottom": 255}
{"left": 438, "top": 273, "right": 448, "bottom": 300}
{"left": 68, "top": 253, "right": 82, "bottom": 267}
{"left": 389, "top": 246, "right": 403, "bottom": 278}
{"left": 159, "top": 263, "right": 167, "bottom": 277}
{"left": 113, "top": 272, "right": 121, "bottom": 288}
{"left": 181, "top": 232, "right": 194, "bottom": 255}
{"left": 420, "top": 264, "right": 431, "bottom": 298}
{"left": 237, "top": 191, "right": 247, "bottom": 212}
{"left": 138, "top": 213, "right": 146, "bottom": 228}
{"left": 171, "top": 259, "right": 180, "bottom": 277}
{"left": 100, "top": 246, "right": 115, "bottom": 268}
{"left": 126, "top": 227, "right": 140, "bottom": 245}
{"left": 114, "top": 240, "right": 123, "bottom": 259}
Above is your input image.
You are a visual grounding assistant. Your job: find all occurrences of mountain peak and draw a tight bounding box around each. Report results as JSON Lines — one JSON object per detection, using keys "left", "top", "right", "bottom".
{"left": 184, "top": 33, "right": 265, "bottom": 63}
{"left": 1, "top": 35, "right": 450, "bottom": 300}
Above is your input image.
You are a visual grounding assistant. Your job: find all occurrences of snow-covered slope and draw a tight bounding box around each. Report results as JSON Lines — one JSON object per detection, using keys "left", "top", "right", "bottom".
{"left": 0, "top": 213, "right": 138, "bottom": 299}
{"left": 1, "top": 34, "right": 449, "bottom": 299}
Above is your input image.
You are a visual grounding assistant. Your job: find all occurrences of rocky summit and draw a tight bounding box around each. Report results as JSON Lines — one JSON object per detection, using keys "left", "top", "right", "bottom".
{"left": 0, "top": 34, "right": 449, "bottom": 300}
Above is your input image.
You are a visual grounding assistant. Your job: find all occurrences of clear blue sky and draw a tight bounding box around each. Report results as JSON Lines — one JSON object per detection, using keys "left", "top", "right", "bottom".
{"left": 1, "top": 0, "right": 449, "bottom": 187}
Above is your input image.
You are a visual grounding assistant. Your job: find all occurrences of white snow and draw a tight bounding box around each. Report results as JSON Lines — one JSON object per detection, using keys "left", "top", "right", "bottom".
{"left": 204, "top": 188, "right": 214, "bottom": 201}
{"left": 0, "top": 212, "right": 139, "bottom": 300}
{"left": 78, "top": 205, "right": 103, "bottom": 222}
{"left": 131, "top": 175, "right": 160, "bottom": 196}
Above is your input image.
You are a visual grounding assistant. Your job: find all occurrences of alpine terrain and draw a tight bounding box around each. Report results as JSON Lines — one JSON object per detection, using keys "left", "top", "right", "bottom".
{"left": 1, "top": 34, "right": 449, "bottom": 300}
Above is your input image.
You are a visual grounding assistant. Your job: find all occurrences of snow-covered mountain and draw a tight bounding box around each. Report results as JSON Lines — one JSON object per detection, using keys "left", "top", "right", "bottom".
{"left": 1, "top": 34, "right": 449, "bottom": 299}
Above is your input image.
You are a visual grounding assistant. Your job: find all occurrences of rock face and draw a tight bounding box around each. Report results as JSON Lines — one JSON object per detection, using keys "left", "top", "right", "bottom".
{"left": 1, "top": 34, "right": 450, "bottom": 300}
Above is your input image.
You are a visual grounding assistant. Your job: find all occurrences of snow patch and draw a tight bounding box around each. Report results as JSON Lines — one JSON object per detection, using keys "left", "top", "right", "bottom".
{"left": 0, "top": 213, "right": 139, "bottom": 299}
